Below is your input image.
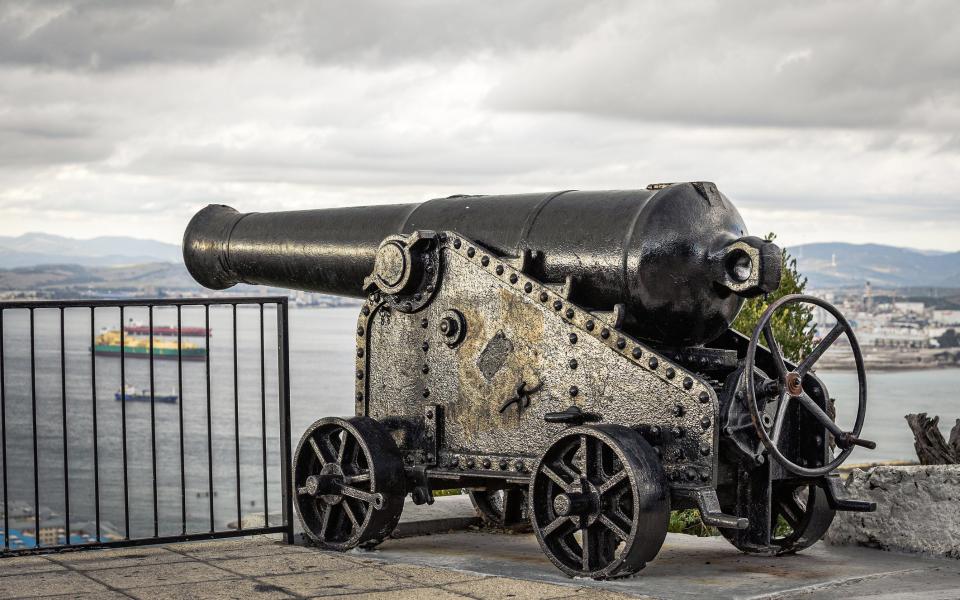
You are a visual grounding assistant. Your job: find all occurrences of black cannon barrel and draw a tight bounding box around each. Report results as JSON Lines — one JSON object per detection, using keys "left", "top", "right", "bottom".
{"left": 183, "top": 182, "right": 780, "bottom": 345}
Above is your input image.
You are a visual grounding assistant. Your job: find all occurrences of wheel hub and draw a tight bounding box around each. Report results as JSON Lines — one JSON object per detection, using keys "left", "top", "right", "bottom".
{"left": 785, "top": 372, "right": 803, "bottom": 396}
{"left": 317, "top": 463, "right": 346, "bottom": 505}
{"left": 553, "top": 492, "right": 592, "bottom": 517}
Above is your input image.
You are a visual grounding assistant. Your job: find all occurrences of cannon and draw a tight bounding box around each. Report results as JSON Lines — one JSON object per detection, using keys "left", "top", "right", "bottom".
{"left": 184, "top": 182, "right": 876, "bottom": 579}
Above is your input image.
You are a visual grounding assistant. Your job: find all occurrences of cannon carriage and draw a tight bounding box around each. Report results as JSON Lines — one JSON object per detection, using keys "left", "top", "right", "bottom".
{"left": 184, "top": 182, "right": 876, "bottom": 579}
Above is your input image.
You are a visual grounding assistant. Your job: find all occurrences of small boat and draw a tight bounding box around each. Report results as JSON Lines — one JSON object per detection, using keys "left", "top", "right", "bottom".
{"left": 93, "top": 329, "right": 206, "bottom": 361}
{"left": 124, "top": 319, "right": 211, "bottom": 337}
{"left": 115, "top": 385, "right": 177, "bottom": 403}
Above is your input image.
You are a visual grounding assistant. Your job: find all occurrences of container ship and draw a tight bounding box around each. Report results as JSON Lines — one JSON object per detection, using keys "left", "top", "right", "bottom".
{"left": 124, "top": 319, "right": 211, "bottom": 337}
{"left": 93, "top": 330, "right": 206, "bottom": 361}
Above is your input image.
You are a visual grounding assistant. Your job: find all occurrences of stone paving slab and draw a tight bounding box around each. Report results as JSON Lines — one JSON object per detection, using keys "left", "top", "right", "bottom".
{"left": 1, "top": 531, "right": 957, "bottom": 599}
{"left": 365, "top": 530, "right": 960, "bottom": 599}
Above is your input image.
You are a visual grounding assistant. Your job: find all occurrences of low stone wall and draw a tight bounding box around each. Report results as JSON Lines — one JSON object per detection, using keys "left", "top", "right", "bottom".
{"left": 825, "top": 465, "right": 960, "bottom": 558}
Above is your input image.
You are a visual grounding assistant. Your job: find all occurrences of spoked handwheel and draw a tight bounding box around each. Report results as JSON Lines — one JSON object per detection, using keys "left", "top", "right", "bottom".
{"left": 721, "top": 481, "right": 835, "bottom": 555}
{"left": 468, "top": 488, "right": 531, "bottom": 531}
{"left": 293, "top": 416, "right": 405, "bottom": 550}
{"left": 529, "top": 425, "right": 669, "bottom": 579}
{"left": 746, "top": 294, "right": 874, "bottom": 477}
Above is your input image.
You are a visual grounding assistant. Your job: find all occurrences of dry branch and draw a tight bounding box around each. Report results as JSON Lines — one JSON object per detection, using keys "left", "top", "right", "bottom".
{"left": 905, "top": 413, "right": 960, "bottom": 465}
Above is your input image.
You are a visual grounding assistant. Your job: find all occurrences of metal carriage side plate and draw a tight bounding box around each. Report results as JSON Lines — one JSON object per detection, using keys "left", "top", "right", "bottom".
{"left": 358, "top": 232, "right": 719, "bottom": 488}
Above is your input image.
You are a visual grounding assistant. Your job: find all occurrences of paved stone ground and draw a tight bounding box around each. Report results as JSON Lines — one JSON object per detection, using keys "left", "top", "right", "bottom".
{"left": 3, "top": 532, "right": 960, "bottom": 599}
{"left": 0, "top": 537, "right": 628, "bottom": 600}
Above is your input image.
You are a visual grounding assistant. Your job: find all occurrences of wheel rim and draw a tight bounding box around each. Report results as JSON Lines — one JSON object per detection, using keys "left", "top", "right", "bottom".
{"left": 745, "top": 293, "right": 869, "bottom": 477}
{"left": 469, "top": 488, "right": 530, "bottom": 530}
{"left": 770, "top": 483, "right": 835, "bottom": 553}
{"left": 529, "top": 425, "right": 669, "bottom": 579}
{"left": 293, "top": 417, "right": 403, "bottom": 550}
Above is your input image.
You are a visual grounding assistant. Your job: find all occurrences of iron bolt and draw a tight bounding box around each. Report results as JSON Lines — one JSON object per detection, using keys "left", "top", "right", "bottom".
{"left": 357, "top": 326, "right": 365, "bottom": 336}
{"left": 672, "top": 426, "right": 685, "bottom": 438}
{"left": 565, "top": 308, "right": 574, "bottom": 319}
{"left": 600, "top": 328, "right": 610, "bottom": 339}
{"left": 683, "top": 377, "right": 693, "bottom": 390}
{"left": 481, "top": 255, "right": 489, "bottom": 266}
{"left": 685, "top": 468, "right": 697, "bottom": 481}
{"left": 539, "top": 291, "right": 549, "bottom": 302}
{"left": 648, "top": 357, "right": 659, "bottom": 369}
{"left": 466, "top": 457, "right": 475, "bottom": 468}
{"left": 453, "top": 238, "right": 462, "bottom": 249}
{"left": 499, "top": 459, "right": 509, "bottom": 470}
{"left": 524, "top": 282, "right": 533, "bottom": 293}
{"left": 585, "top": 320, "right": 595, "bottom": 331}
{"left": 422, "top": 388, "right": 430, "bottom": 398}
{"left": 569, "top": 385, "right": 579, "bottom": 397}
{"left": 421, "top": 364, "right": 430, "bottom": 374}
{"left": 361, "top": 305, "right": 370, "bottom": 315}
{"left": 701, "top": 416, "right": 711, "bottom": 429}
{"left": 616, "top": 337, "right": 626, "bottom": 349}
{"left": 632, "top": 347, "right": 642, "bottom": 359}
{"left": 568, "top": 358, "right": 578, "bottom": 369}
{"left": 356, "top": 369, "right": 364, "bottom": 380}
{"left": 495, "top": 265, "right": 504, "bottom": 275}
{"left": 451, "top": 456, "right": 460, "bottom": 467}
{"left": 355, "top": 392, "right": 363, "bottom": 401}
{"left": 356, "top": 347, "right": 364, "bottom": 357}
{"left": 421, "top": 318, "right": 429, "bottom": 328}
{"left": 482, "top": 458, "right": 491, "bottom": 469}
{"left": 422, "top": 341, "right": 429, "bottom": 351}
{"left": 699, "top": 391, "right": 710, "bottom": 404}
{"left": 553, "top": 300, "right": 563, "bottom": 311}
{"left": 514, "top": 460, "right": 525, "bottom": 472}
{"left": 673, "top": 404, "right": 685, "bottom": 417}
{"left": 467, "top": 247, "right": 476, "bottom": 258}
{"left": 509, "top": 274, "right": 519, "bottom": 284}
{"left": 754, "top": 454, "right": 766, "bottom": 465}
{"left": 569, "top": 333, "right": 578, "bottom": 344}
{"left": 426, "top": 409, "right": 434, "bottom": 419}
{"left": 700, "top": 443, "right": 711, "bottom": 456}
{"left": 403, "top": 301, "right": 413, "bottom": 311}
{"left": 665, "top": 367, "right": 676, "bottom": 379}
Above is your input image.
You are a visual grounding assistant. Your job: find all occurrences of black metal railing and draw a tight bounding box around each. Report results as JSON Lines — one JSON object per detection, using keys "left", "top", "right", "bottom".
{"left": 0, "top": 297, "right": 293, "bottom": 555}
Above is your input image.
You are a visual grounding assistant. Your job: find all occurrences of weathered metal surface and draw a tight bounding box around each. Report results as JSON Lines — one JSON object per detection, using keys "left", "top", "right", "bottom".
{"left": 184, "top": 182, "right": 877, "bottom": 579}
{"left": 183, "top": 183, "right": 780, "bottom": 346}
{"left": 359, "top": 234, "right": 719, "bottom": 489}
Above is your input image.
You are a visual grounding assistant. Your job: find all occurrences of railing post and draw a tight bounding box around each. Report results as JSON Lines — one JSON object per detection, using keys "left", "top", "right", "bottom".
{"left": 276, "top": 298, "right": 294, "bottom": 544}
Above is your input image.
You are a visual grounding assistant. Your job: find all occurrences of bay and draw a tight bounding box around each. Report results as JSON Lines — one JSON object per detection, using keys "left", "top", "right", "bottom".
{"left": 0, "top": 305, "right": 953, "bottom": 542}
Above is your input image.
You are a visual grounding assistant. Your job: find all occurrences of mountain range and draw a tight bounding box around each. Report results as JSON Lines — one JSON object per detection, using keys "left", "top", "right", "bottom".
{"left": 787, "top": 242, "right": 960, "bottom": 288}
{"left": 1, "top": 233, "right": 959, "bottom": 290}
{"left": 0, "top": 232, "right": 181, "bottom": 268}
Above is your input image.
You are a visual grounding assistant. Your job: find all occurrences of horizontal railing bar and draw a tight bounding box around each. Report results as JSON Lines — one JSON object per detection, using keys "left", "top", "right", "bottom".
{"left": 0, "top": 526, "right": 290, "bottom": 557}
{"left": 0, "top": 297, "right": 289, "bottom": 310}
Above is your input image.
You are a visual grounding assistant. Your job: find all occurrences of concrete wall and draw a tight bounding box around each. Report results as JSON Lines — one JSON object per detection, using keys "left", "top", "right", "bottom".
{"left": 825, "top": 465, "right": 960, "bottom": 559}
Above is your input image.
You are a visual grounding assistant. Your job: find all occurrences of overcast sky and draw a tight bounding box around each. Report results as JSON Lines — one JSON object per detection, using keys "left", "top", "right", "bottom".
{"left": 1, "top": 0, "right": 958, "bottom": 250}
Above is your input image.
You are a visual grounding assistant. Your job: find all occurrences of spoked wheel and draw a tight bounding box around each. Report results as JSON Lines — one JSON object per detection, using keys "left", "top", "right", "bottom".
{"left": 293, "top": 416, "right": 405, "bottom": 550}
{"left": 529, "top": 425, "right": 669, "bottom": 579}
{"left": 468, "top": 488, "right": 531, "bottom": 531}
{"left": 746, "top": 294, "right": 874, "bottom": 477}
{"left": 721, "top": 482, "right": 835, "bottom": 555}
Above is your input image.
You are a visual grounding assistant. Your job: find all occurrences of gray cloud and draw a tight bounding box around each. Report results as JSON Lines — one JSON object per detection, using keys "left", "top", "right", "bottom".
{"left": 0, "top": 1, "right": 957, "bottom": 251}
{"left": 0, "top": 0, "right": 614, "bottom": 70}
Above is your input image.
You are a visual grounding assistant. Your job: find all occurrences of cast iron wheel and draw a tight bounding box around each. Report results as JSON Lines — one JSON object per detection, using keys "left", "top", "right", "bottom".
{"left": 468, "top": 488, "right": 531, "bottom": 531}
{"left": 721, "top": 482, "right": 835, "bottom": 555}
{"left": 529, "top": 425, "right": 670, "bottom": 579}
{"left": 293, "top": 416, "right": 405, "bottom": 551}
{"left": 745, "top": 294, "right": 873, "bottom": 477}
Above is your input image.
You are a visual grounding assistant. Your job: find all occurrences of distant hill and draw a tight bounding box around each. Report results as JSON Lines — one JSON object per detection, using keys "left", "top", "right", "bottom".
{"left": 2, "top": 233, "right": 959, "bottom": 290}
{"left": 0, "top": 262, "right": 197, "bottom": 293}
{"left": 0, "top": 233, "right": 180, "bottom": 268}
{"left": 788, "top": 243, "right": 960, "bottom": 289}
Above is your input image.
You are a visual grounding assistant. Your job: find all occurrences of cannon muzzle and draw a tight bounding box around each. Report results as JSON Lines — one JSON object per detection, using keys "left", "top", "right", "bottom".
{"left": 183, "top": 183, "right": 781, "bottom": 345}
